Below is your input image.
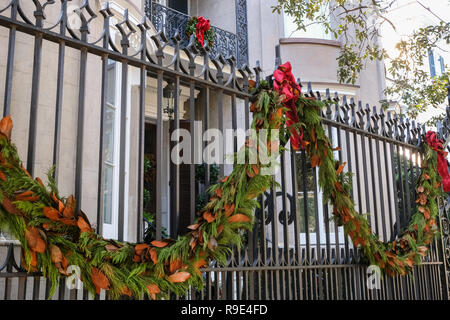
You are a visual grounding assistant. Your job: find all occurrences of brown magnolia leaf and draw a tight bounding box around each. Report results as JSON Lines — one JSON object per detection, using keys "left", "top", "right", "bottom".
{"left": 418, "top": 206, "right": 431, "bottom": 219}
{"left": 21, "top": 164, "right": 32, "bottom": 178}
{"left": 215, "top": 188, "right": 223, "bottom": 198}
{"left": 2, "top": 197, "right": 24, "bottom": 216}
{"left": 43, "top": 207, "right": 60, "bottom": 221}
{"left": 66, "top": 195, "right": 76, "bottom": 210}
{"left": 224, "top": 203, "right": 235, "bottom": 217}
{"left": 249, "top": 101, "right": 258, "bottom": 112}
{"left": 151, "top": 240, "right": 169, "bottom": 248}
{"left": 221, "top": 176, "right": 229, "bottom": 183}
{"left": 423, "top": 173, "right": 431, "bottom": 180}
{"left": 203, "top": 211, "right": 215, "bottom": 223}
{"left": 334, "top": 182, "right": 343, "bottom": 192}
{"left": 189, "top": 237, "right": 197, "bottom": 251}
{"left": 251, "top": 164, "right": 259, "bottom": 175}
{"left": 310, "top": 154, "right": 320, "bottom": 168}
{"left": 25, "top": 227, "right": 46, "bottom": 253}
{"left": 120, "top": 286, "right": 132, "bottom": 298}
{"left": 150, "top": 248, "right": 158, "bottom": 265}
{"left": 168, "top": 271, "right": 191, "bottom": 283}
{"left": 62, "top": 207, "right": 74, "bottom": 219}
{"left": 59, "top": 218, "right": 77, "bottom": 226}
{"left": 77, "top": 216, "right": 92, "bottom": 233}
{"left": 228, "top": 214, "right": 251, "bottom": 223}
{"left": 35, "top": 177, "right": 45, "bottom": 188}
{"left": 417, "top": 186, "right": 425, "bottom": 193}
{"left": 29, "top": 250, "right": 37, "bottom": 268}
{"left": 194, "top": 259, "right": 207, "bottom": 269}
{"left": 336, "top": 162, "right": 347, "bottom": 176}
{"left": 50, "top": 245, "right": 63, "bottom": 264}
{"left": 0, "top": 169, "right": 6, "bottom": 181}
{"left": 61, "top": 255, "right": 69, "bottom": 270}
{"left": 132, "top": 255, "right": 141, "bottom": 263}
{"left": 418, "top": 193, "right": 427, "bottom": 206}
{"left": 51, "top": 193, "right": 65, "bottom": 213}
{"left": 187, "top": 223, "right": 200, "bottom": 230}
{"left": 91, "top": 267, "right": 110, "bottom": 295}
{"left": 217, "top": 224, "right": 224, "bottom": 235}
{"left": 169, "top": 258, "right": 183, "bottom": 274}
{"left": 246, "top": 168, "right": 255, "bottom": 178}
{"left": 146, "top": 283, "right": 161, "bottom": 298}
{"left": 16, "top": 191, "right": 33, "bottom": 200}
{"left": 105, "top": 244, "right": 120, "bottom": 252}
{"left": 207, "top": 236, "right": 217, "bottom": 252}
{"left": 248, "top": 79, "right": 256, "bottom": 89}
{"left": 0, "top": 115, "right": 13, "bottom": 140}
{"left": 19, "top": 195, "right": 39, "bottom": 202}
{"left": 404, "top": 258, "right": 414, "bottom": 268}
{"left": 135, "top": 243, "right": 150, "bottom": 253}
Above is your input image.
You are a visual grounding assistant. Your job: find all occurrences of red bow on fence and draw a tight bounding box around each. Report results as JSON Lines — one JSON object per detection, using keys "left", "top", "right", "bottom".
{"left": 273, "top": 62, "right": 305, "bottom": 150}
{"left": 195, "top": 16, "right": 211, "bottom": 47}
{"left": 425, "top": 131, "right": 450, "bottom": 192}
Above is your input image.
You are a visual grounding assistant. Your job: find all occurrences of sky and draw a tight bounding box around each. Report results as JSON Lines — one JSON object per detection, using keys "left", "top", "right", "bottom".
{"left": 379, "top": 0, "right": 450, "bottom": 124}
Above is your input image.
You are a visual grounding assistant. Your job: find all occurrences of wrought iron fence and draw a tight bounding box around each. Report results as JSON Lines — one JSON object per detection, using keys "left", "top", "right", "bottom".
{"left": 0, "top": 0, "right": 448, "bottom": 300}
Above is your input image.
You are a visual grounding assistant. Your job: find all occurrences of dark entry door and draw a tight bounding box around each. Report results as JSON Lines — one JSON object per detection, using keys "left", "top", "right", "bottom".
{"left": 169, "top": 120, "right": 192, "bottom": 237}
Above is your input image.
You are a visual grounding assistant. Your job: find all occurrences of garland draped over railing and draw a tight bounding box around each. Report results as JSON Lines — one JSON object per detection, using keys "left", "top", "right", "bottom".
{"left": 0, "top": 62, "right": 445, "bottom": 299}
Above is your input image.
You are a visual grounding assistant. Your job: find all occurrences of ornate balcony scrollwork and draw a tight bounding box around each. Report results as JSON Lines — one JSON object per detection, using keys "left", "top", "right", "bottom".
{"left": 145, "top": 1, "right": 248, "bottom": 67}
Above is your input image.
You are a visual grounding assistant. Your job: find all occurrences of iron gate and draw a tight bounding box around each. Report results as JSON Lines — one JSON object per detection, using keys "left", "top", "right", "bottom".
{"left": 0, "top": 0, "right": 448, "bottom": 300}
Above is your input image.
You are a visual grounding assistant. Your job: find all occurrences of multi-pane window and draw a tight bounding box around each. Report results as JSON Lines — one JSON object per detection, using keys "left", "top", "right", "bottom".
{"left": 103, "top": 60, "right": 119, "bottom": 231}
{"left": 428, "top": 49, "right": 446, "bottom": 77}
{"left": 283, "top": 5, "right": 331, "bottom": 40}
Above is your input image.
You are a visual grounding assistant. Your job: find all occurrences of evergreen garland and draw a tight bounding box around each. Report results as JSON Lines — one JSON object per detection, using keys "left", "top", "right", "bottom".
{"left": 0, "top": 61, "right": 444, "bottom": 299}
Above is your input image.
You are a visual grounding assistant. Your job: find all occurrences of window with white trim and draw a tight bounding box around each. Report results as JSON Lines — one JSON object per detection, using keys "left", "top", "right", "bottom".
{"left": 102, "top": 59, "right": 121, "bottom": 239}
{"left": 283, "top": 5, "right": 331, "bottom": 40}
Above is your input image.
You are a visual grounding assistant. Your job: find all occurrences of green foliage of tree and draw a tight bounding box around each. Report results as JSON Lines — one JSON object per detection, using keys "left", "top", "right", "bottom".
{"left": 273, "top": 0, "right": 450, "bottom": 119}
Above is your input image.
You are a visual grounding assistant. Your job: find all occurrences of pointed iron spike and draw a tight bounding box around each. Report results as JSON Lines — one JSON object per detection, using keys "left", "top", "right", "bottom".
{"left": 137, "top": 15, "right": 150, "bottom": 31}
{"left": 100, "top": 1, "right": 113, "bottom": 17}
{"left": 356, "top": 101, "right": 364, "bottom": 128}
{"left": 158, "top": 29, "right": 168, "bottom": 43}
{"left": 316, "top": 91, "right": 321, "bottom": 101}
{"left": 372, "top": 106, "right": 379, "bottom": 133}
{"left": 334, "top": 91, "right": 339, "bottom": 103}
{"left": 217, "top": 53, "right": 226, "bottom": 65}
{"left": 325, "top": 88, "right": 331, "bottom": 101}
{"left": 341, "top": 95, "right": 349, "bottom": 124}
{"left": 350, "top": 98, "right": 356, "bottom": 127}
{"left": 173, "top": 30, "right": 182, "bottom": 42}
{"left": 405, "top": 118, "right": 412, "bottom": 144}
{"left": 379, "top": 109, "right": 387, "bottom": 136}
{"left": 307, "top": 82, "right": 312, "bottom": 95}
{"left": 364, "top": 103, "right": 371, "bottom": 131}
{"left": 186, "top": 34, "right": 199, "bottom": 55}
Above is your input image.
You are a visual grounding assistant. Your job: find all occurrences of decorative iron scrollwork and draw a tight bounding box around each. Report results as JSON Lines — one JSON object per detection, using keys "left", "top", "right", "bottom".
{"left": 147, "top": 1, "right": 248, "bottom": 67}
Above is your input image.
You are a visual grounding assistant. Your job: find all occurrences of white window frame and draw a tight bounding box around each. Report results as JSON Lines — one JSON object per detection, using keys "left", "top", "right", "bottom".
{"left": 283, "top": 5, "right": 332, "bottom": 40}
{"left": 102, "top": 59, "right": 122, "bottom": 240}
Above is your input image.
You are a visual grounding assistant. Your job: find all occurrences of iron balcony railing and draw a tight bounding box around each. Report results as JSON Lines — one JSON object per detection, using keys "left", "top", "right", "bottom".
{"left": 145, "top": 1, "right": 248, "bottom": 67}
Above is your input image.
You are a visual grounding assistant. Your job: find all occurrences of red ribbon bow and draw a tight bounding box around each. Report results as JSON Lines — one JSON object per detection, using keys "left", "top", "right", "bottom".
{"left": 273, "top": 62, "right": 304, "bottom": 150}
{"left": 195, "top": 16, "right": 211, "bottom": 47}
{"left": 425, "top": 131, "right": 450, "bottom": 192}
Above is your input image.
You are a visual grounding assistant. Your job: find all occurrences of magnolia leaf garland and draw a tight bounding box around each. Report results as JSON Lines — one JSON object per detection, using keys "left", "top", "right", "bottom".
{"left": 0, "top": 61, "right": 445, "bottom": 299}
